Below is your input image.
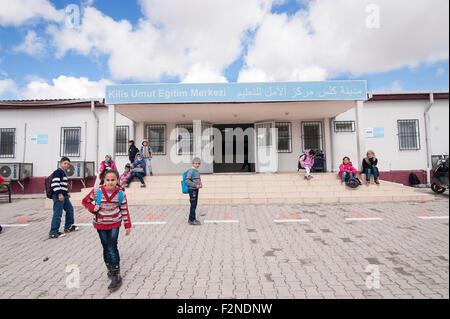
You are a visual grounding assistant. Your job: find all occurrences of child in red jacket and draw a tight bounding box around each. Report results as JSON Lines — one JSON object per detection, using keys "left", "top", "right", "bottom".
{"left": 82, "top": 169, "right": 132, "bottom": 292}
{"left": 338, "top": 157, "right": 358, "bottom": 184}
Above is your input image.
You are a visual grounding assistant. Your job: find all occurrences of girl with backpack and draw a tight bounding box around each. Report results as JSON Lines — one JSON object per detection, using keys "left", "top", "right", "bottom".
{"left": 299, "top": 150, "right": 316, "bottom": 180}
{"left": 338, "top": 157, "right": 358, "bottom": 184}
{"left": 81, "top": 169, "right": 132, "bottom": 293}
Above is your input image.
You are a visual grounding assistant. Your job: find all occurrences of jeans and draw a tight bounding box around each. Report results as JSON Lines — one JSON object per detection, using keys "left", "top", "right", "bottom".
{"left": 97, "top": 227, "right": 120, "bottom": 265}
{"left": 341, "top": 172, "right": 356, "bottom": 183}
{"left": 127, "top": 172, "right": 145, "bottom": 185}
{"left": 188, "top": 189, "right": 199, "bottom": 222}
{"left": 144, "top": 158, "right": 152, "bottom": 174}
{"left": 365, "top": 167, "right": 379, "bottom": 182}
{"left": 50, "top": 194, "right": 74, "bottom": 235}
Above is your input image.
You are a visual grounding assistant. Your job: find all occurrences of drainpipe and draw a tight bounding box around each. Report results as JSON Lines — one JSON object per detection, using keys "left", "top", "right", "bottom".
{"left": 91, "top": 100, "right": 100, "bottom": 171}
{"left": 424, "top": 92, "right": 434, "bottom": 185}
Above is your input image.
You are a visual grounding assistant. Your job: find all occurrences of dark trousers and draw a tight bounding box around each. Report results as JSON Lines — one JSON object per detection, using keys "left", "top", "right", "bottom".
{"left": 127, "top": 172, "right": 145, "bottom": 185}
{"left": 50, "top": 194, "right": 74, "bottom": 235}
{"left": 188, "top": 189, "right": 199, "bottom": 222}
{"left": 97, "top": 227, "right": 120, "bottom": 265}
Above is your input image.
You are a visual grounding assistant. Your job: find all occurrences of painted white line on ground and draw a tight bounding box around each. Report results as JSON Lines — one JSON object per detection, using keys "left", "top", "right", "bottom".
{"left": 274, "top": 219, "right": 310, "bottom": 223}
{"left": 1, "top": 224, "right": 29, "bottom": 227}
{"left": 418, "top": 216, "right": 449, "bottom": 220}
{"left": 133, "top": 222, "right": 167, "bottom": 225}
{"left": 203, "top": 220, "right": 239, "bottom": 224}
{"left": 345, "top": 218, "right": 383, "bottom": 221}
{"left": 74, "top": 223, "right": 93, "bottom": 227}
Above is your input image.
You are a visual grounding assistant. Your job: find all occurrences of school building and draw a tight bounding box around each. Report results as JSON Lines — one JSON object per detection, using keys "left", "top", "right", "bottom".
{"left": 0, "top": 80, "right": 448, "bottom": 196}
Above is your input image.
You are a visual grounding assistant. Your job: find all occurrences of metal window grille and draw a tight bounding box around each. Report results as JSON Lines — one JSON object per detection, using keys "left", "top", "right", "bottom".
{"left": 116, "top": 126, "right": 129, "bottom": 156}
{"left": 301, "top": 121, "right": 323, "bottom": 152}
{"left": 398, "top": 120, "right": 420, "bottom": 150}
{"left": 60, "top": 127, "right": 81, "bottom": 157}
{"left": 333, "top": 121, "right": 355, "bottom": 132}
{"left": 0, "top": 128, "right": 15, "bottom": 158}
{"left": 176, "top": 124, "right": 193, "bottom": 155}
{"left": 275, "top": 122, "right": 292, "bottom": 153}
{"left": 146, "top": 124, "right": 166, "bottom": 155}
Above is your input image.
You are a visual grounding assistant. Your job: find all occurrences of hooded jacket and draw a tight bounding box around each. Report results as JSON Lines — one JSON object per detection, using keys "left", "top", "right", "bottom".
{"left": 338, "top": 162, "right": 358, "bottom": 178}
{"left": 299, "top": 151, "right": 315, "bottom": 169}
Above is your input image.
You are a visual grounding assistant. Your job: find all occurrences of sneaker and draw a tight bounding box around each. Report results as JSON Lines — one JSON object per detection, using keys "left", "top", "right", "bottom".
{"left": 150, "top": 172, "right": 153, "bottom": 176}
{"left": 306, "top": 175, "right": 313, "bottom": 180}
{"left": 140, "top": 183, "right": 146, "bottom": 188}
{"left": 366, "top": 181, "right": 370, "bottom": 185}
{"left": 49, "top": 232, "right": 66, "bottom": 239}
{"left": 188, "top": 220, "right": 202, "bottom": 225}
{"left": 64, "top": 225, "right": 79, "bottom": 233}
{"left": 375, "top": 180, "right": 380, "bottom": 185}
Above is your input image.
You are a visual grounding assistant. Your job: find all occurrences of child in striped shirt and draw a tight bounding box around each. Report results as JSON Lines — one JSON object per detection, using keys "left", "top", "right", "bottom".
{"left": 82, "top": 169, "right": 132, "bottom": 292}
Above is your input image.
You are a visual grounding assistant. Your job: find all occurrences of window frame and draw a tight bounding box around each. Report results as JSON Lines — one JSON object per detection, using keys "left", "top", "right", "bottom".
{"left": 0, "top": 128, "right": 16, "bottom": 158}
{"left": 301, "top": 121, "right": 323, "bottom": 152}
{"left": 275, "top": 122, "right": 292, "bottom": 153}
{"left": 145, "top": 124, "right": 167, "bottom": 156}
{"left": 397, "top": 119, "right": 420, "bottom": 151}
{"left": 60, "top": 127, "right": 81, "bottom": 157}
{"left": 115, "top": 125, "right": 129, "bottom": 156}
{"left": 333, "top": 121, "right": 355, "bottom": 133}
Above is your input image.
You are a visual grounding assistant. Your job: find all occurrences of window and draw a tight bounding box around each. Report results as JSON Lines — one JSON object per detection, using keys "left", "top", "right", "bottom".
{"left": 333, "top": 121, "right": 355, "bottom": 132}
{"left": 398, "top": 120, "right": 420, "bottom": 150}
{"left": 176, "top": 124, "right": 193, "bottom": 155}
{"left": 146, "top": 124, "right": 166, "bottom": 155}
{"left": 116, "top": 126, "right": 129, "bottom": 156}
{"left": 276, "top": 122, "right": 292, "bottom": 153}
{"left": 60, "top": 127, "right": 81, "bottom": 157}
{"left": 301, "top": 121, "right": 323, "bottom": 152}
{"left": 0, "top": 128, "right": 15, "bottom": 158}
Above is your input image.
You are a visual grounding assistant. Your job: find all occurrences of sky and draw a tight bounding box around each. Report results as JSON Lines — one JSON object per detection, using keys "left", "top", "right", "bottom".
{"left": 0, "top": 0, "right": 448, "bottom": 100}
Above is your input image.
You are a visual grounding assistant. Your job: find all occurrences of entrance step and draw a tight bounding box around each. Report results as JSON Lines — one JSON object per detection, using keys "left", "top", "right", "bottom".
{"left": 44, "top": 173, "right": 435, "bottom": 208}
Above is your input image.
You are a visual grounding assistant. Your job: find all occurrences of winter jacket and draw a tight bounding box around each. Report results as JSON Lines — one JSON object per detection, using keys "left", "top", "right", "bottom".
{"left": 338, "top": 162, "right": 358, "bottom": 178}
{"left": 132, "top": 154, "right": 147, "bottom": 175}
{"left": 362, "top": 157, "right": 378, "bottom": 171}
{"left": 185, "top": 168, "right": 202, "bottom": 190}
{"left": 99, "top": 161, "right": 118, "bottom": 176}
{"left": 128, "top": 145, "right": 139, "bottom": 163}
{"left": 119, "top": 171, "right": 132, "bottom": 186}
{"left": 140, "top": 145, "right": 153, "bottom": 159}
{"left": 82, "top": 185, "right": 132, "bottom": 230}
{"left": 51, "top": 168, "right": 69, "bottom": 196}
{"left": 299, "top": 151, "right": 315, "bottom": 169}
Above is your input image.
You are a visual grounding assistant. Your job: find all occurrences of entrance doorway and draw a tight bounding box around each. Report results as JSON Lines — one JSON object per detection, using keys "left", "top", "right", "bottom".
{"left": 213, "top": 124, "right": 255, "bottom": 173}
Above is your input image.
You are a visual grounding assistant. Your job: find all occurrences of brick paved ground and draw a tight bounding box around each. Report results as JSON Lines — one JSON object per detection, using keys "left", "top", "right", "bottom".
{"left": 0, "top": 193, "right": 448, "bottom": 299}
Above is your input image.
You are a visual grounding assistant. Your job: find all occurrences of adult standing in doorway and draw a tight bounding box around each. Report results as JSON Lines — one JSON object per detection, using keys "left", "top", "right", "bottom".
{"left": 128, "top": 140, "right": 139, "bottom": 164}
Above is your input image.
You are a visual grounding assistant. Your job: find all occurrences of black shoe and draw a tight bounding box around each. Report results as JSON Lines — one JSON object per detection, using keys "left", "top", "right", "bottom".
{"left": 150, "top": 172, "right": 153, "bottom": 176}
{"left": 64, "top": 225, "right": 79, "bottom": 233}
{"left": 188, "top": 220, "right": 202, "bottom": 225}
{"left": 108, "top": 264, "right": 122, "bottom": 292}
{"left": 140, "top": 183, "right": 146, "bottom": 188}
{"left": 49, "top": 232, "right": 66, "bottom": 239}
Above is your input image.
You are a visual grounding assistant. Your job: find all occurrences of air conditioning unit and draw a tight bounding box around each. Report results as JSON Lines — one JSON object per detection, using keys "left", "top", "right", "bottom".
{"left": 56, "top": 161, "right": 95, "bottom": 179}
{"left": 0, "top": 163, "right": 33, "bottom": 181}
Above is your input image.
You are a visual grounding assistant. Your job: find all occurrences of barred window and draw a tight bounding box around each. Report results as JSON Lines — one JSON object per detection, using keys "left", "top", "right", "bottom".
{"left": 398, "top": 120, "right": 420, "bottom": 150}
{"left": 333, "top": 121, "right": 355, "bottom": 132}
{"left": 275, "top": 122, "right": 292, "bottom": 153}
{"left": 0, "top": 128, "right": 15, "bottom": 158}
{"left": 60, "top": 127, "right": 81, "bottom": 157}
{"left": 116, "top": 126, "right": 129, "bottom": 156}
{"left": 146, "top": 124, "right": 166, "bottom": 155}
{"left": 301, "top": 121, "right": 323, "bottom": 152}
{"left": 176, "top": 124, "right": 193, "bottom": 155}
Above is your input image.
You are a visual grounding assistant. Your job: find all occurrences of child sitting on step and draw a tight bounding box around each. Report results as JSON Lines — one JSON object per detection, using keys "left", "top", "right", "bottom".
{"left": 338, "top": 157, "right": 358, "bottom": 184}
{"left": 299, "top": 150, "right": 316, "bottom": 180}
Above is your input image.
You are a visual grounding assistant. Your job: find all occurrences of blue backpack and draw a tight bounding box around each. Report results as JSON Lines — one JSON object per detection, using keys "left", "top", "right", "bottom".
{"left": 181, "top": 168, "right": 195, "bottom": 194}
{"left": 96, "top": 187, "right": 124, "bottom": 207}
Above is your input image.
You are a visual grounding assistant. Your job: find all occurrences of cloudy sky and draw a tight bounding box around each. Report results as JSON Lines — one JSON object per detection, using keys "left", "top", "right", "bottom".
{"left": 0, "top": 0, "right": 448, "bottom": 99}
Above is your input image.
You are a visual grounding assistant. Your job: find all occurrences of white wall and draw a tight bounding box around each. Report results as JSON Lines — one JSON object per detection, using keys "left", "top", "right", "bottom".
{"left": 429, "top": 99, "right": 450, "bottom": 156}
{"left": 0, "top": 107, "right": 133, "bottom": 177}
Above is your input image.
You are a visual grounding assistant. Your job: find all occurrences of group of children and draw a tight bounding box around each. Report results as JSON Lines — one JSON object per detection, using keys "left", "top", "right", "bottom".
{"left": 299, "top": 149, "right": 380, "bottom": 185}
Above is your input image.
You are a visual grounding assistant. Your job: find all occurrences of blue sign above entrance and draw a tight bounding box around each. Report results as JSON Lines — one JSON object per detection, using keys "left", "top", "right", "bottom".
{"left": 105, "top": 80, "right": 367, "bottom": 104}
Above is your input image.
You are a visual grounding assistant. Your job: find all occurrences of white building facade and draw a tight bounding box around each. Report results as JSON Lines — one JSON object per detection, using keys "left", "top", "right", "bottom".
{"left": 0, "top": 82, "right": 448, "bottom": 194}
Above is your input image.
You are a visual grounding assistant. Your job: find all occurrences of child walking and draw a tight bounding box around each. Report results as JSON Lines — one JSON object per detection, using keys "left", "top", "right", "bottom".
{"left": 299, "top": 150, "right": 316, "bottom": 180}
{"left": 338, "top": 157, "right": 358, "bottom": 184}
{"left": 362, "top": 150, "right": 380, "bottom": 185}
{"left": 82, "top": 169, "right": 132, "bottom": 292}
{"left": 185, "top": 157, "right": 203, "bottom": 225}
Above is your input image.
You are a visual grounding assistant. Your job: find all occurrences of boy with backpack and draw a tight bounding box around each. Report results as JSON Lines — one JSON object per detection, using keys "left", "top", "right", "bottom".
{"left": 184, "top": 157, "right": 202, "bottom": 226}
{"left": 48, "top": 157, "right": 79, "bottom": 239}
